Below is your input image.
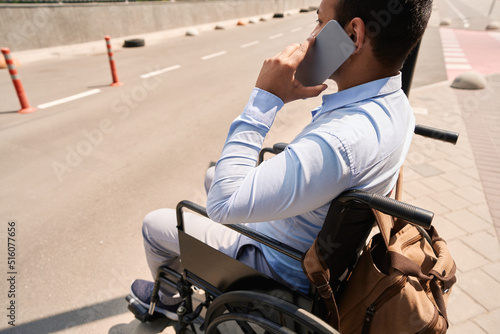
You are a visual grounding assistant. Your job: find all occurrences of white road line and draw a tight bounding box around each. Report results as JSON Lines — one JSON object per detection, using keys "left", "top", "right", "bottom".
{"left": 201, "top": 51, "right": 227, "bottom": 60}
{"left": 269, "top": 33, "right": 284, "bottom": 39}
{"left": 241, "top": 41, "right": 260, "bottom": 48}
{"left": 443, "top": 47, "right": 463, "bottom": 53}
{"left": 38, "top": 89, "right": 101, "bottom": 109}
{"left": 442, "top": 0, "right": 470, "bottom": 28}
{"left": 446, "top": 63, "right": 472, "bottom": 70}
{"left": 445, "top": 57, "right": 468, "bottom": 63}
{"left": 291, "top": 27, "right": 303, "bottom": 33}
{"left": 444, "top": 52, "right": 466, "bottom": 57}
{"left": 140, "top": 65, "right": 181, "bottom": 79}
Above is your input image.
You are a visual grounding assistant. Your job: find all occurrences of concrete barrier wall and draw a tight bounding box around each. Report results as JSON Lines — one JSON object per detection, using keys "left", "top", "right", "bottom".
{"left": 0, "top": 0, "right": 319, "bottom": 52}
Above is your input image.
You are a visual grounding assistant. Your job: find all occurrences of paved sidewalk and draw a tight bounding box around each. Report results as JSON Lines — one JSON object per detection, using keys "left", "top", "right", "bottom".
{"left": 406, "top": 75, "right": 500, "bottom": 333}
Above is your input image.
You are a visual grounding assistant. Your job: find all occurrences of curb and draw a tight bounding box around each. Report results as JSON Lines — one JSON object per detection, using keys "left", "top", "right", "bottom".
{"left": 7, "top": 9, "right": 314, "bottom": 65}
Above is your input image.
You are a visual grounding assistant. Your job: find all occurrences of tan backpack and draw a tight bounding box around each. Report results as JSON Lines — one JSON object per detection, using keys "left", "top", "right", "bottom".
{"left": 301, "top": 185, "right": 457, "bottom": 333}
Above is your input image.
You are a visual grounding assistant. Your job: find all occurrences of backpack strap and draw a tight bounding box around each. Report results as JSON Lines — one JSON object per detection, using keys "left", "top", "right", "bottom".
{"left": 301, "top": 239, "right": 340, "bottom": 329}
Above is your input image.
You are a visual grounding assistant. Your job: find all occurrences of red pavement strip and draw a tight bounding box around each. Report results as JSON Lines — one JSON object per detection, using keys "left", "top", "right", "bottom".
{"left": 440, "top": 28, "right": 500, "bottom": 81}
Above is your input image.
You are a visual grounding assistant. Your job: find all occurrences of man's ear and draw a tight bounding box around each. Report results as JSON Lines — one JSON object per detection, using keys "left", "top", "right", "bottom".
{"left": 345, "top": 17, "right": 365, "bottom": 54}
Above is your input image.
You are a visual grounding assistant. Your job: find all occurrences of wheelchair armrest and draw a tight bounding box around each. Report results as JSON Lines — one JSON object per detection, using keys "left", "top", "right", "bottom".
{"left": 176, "top": 200, "right": 303, "bottom": 261}
{"left": 225, "top": 224, "right": 303, "bottom": 261}
{"left": 336, "top": 190, "right": 434, "bottom": 229}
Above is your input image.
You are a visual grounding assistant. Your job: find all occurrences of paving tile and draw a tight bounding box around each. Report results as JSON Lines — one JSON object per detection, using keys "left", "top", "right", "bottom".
{"left": 402, "top": 180, "right": 435, "bottom": 198}
{"left": 489, "top": 208, "right": 500, "bottom": 223}
{"left": 420, "top": 175, "right": 457, "bottom": 192}
{"left": 471, "top": 152, "right": 500, "bottom": 166}
{"left": 430, "top": 191, "right": 473, "bottom": 211}
{"left": 447, "top": 239, "right": 489, "bottom": 272}
{"left": 483, "top": 193, "right": 500, "bottom": 205}
{"left": 462, "top": 231, "right": 500, "bottom": 262}
{"left": 409, "top": 162, "right": 444, "bottom": 177}
{"left": 429, "top": 159, "right": 462, "bottom": 173}
{"left": 401, "top": 191, "right": 415, "bottom": 202}
{"left": 447, "top": 286, "right": 487, "bottom": 324}
{"left": 461, "top": 167, "right": 481, "bottom": 181}
{"left": 474, "top": 308, "right": 500, "bottom": 333}
{"left": 477, "top": 171, "right": 500, "bottom": 186}
{"left": 403, "top": 167, "right": 423, "bottom": 182}
{"left": 453, "top": 186, "right": 487, "bottom": 205}
{"left": 432, "top": 215, "right": 468, "bottom": 241}
{"left": 412, "top": 136, "right": 439, "bottom": 151}
{"left": 482, "top": 262, "right": 500, "bottom": 284}
{"left": 476, "top": 163, "right": 499, "bottom": 174}
{"left": 408, "top": 195, "right": 449, "bottom": 215}
{"left": 457, "top": 270, "right": 500, "bottom": 310}
{"left": 467, "top": 204, "right": 494, "bottom": 225}
{"left": 434, "top": 147, "right": 459, "bottom": 160}
{"left": 405, "top": 153, "right": 426, "bottom": 166}
{"left": 446, "top": 154, "right": 477, "bottom": 170}
{"left": 441, "top": 171, "right": 479, "bottom": 188}
{"left": 448, "top": 321, "right": 487, "bottom": 334}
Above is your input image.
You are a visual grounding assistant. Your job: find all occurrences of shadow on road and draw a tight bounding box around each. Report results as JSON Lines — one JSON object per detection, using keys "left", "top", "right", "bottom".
{"left": 0, "top": 295, "right": 172, "bottom": 334}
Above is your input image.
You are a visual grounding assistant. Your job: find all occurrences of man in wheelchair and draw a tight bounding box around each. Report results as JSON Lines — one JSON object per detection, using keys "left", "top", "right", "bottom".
{"left": 130, "top": 0, "right": 433, "bottom": 326}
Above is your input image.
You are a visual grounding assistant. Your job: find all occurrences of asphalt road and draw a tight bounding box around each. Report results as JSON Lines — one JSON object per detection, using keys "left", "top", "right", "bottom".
{"left": 0, "top": 1, "right": 496, "bottom": 333}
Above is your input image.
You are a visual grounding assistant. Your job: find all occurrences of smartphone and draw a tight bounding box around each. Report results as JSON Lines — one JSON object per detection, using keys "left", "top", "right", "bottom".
{"left": 295, "top": 20, "right": 356, "bottom": 87}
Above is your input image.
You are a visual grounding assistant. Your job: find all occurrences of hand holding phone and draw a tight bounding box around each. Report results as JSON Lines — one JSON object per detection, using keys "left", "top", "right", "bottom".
{"left": 255, "top": 38, "right": 328, "bottom": 104}
{"left": 295, "top": 20, "right": 356, "bottom": 87}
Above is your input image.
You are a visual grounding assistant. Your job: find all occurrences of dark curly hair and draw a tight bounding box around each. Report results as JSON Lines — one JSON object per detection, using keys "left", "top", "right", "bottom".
{"left": 336, "top": 0, "right": 432, "bottom": 69}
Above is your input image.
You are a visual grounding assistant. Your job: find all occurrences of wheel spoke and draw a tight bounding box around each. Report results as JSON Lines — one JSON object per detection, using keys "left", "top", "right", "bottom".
{"left": 205, "top": 291, "right": 338, "bottom": 334}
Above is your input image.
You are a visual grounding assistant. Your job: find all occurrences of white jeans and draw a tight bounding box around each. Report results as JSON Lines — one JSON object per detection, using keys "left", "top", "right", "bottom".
{"left": 141, "top": 167, "right": 274, "bottom": 305}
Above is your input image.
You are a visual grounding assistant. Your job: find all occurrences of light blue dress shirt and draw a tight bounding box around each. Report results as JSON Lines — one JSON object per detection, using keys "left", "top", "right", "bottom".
{"left": 206, "top": 74, "right": 415, "bottom": 292}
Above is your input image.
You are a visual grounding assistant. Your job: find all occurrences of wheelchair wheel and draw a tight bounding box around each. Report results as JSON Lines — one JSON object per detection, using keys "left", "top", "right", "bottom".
{"left": 204, "top": 290, "right": 337, "bottom": 334}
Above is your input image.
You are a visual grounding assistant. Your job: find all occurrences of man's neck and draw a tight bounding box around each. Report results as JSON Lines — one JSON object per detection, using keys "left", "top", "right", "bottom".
{"left": 335, "top": 66, "right": 399, "bottom": 92}
{"left": 333, "top": 53, "right": 399, "bottom": 91}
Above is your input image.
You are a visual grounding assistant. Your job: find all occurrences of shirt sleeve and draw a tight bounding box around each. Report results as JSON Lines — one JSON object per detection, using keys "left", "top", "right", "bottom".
{"left": 206, "top": 88, "right": 351, "bottom": 224}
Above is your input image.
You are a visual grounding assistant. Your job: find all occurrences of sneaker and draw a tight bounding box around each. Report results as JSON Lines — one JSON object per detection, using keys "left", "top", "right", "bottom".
{"left": 130, "top": 279, "right": 182, "bottom": 321}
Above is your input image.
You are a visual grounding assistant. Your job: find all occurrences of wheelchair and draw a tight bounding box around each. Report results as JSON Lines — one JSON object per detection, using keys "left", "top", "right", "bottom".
{"left": 127, "top": 124, "right": 459, "bottom": 334}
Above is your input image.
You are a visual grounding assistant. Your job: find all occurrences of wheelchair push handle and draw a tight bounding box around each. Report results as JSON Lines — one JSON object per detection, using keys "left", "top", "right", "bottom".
{"left": 337, "top": 190, "right": 434, "bottom": 229}
{"left": 257, "top": 142, "right": 288, "bottom": 165}
{"left": 415, "top": 124, "right": 459, "bottom": 145}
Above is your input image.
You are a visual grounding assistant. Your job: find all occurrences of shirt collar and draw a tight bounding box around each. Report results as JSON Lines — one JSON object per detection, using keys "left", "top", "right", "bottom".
{"left": 312, "top": 73, "right": 402, "bottom": 119}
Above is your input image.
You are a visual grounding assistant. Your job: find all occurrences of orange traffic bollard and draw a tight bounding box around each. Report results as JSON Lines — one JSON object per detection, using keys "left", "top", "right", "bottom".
{"left": 104, "top": 36, "right": 123, "bottom": 87}
{"left": 1, "top": 48, "right": 36, "bottom": 114}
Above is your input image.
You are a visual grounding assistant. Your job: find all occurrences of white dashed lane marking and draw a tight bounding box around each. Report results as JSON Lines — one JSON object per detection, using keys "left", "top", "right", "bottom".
{"left": 269, "top": 33, "right": 284, "bottom": 40}
{"left": 140, "top": 65, "right": 181, "bottom": 79}
{"left": 240, "top": 41, "right": 260, "bottom": 48}
{"left": 201, "top": 51, "right": 227, "bottom": 60}
{"left": 38, "top": 89, "right": 101, "bottom": 109}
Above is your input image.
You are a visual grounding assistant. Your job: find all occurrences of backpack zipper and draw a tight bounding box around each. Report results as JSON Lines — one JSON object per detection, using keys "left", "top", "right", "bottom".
{"left": 362, "top": 275, "right": 408, "bottom": 334}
